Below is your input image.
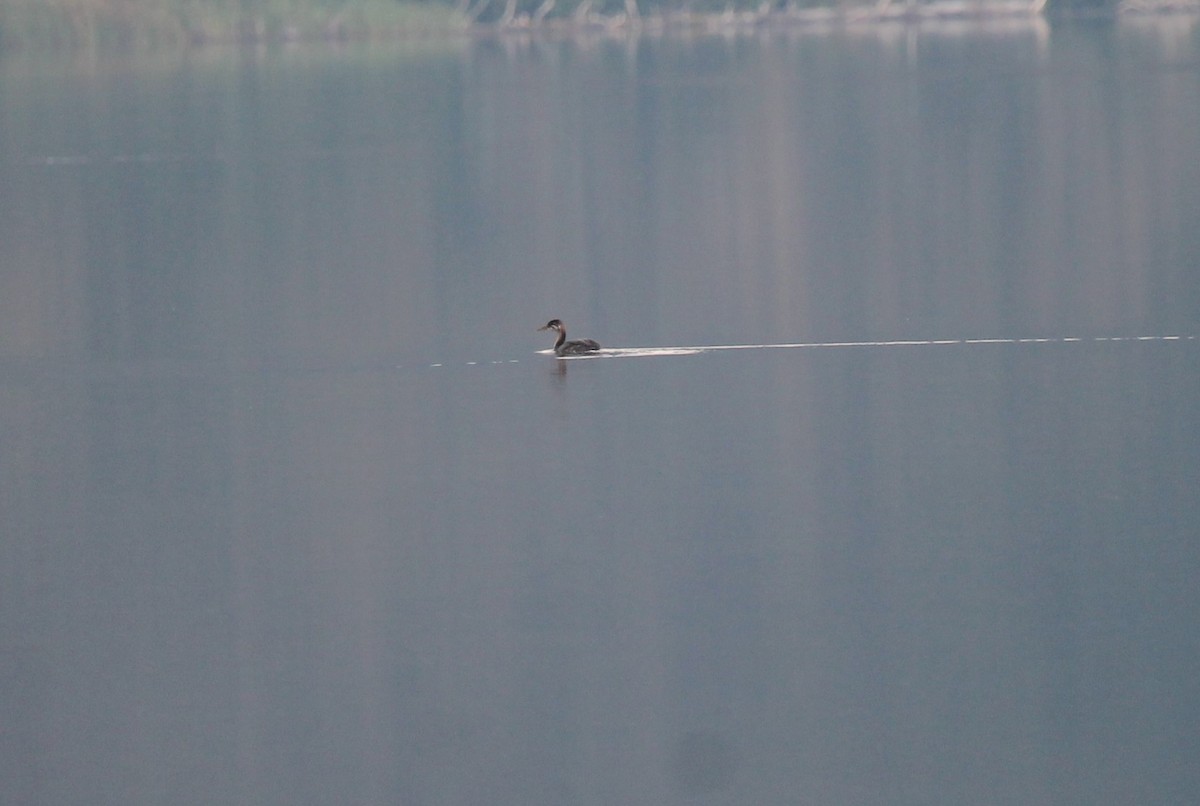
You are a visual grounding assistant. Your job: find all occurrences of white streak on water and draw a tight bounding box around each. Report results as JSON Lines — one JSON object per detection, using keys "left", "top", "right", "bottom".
{"left": 535, "top": 334, "right": 1196, "bottom": 360}
{"left": 418, "top": 335, "right": 1194, "bottom": 370}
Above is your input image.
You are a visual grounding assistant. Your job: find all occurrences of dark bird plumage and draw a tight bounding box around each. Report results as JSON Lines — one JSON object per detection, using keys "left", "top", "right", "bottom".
{"left": 538, "top": 319, "right": 601, "bottom": 356}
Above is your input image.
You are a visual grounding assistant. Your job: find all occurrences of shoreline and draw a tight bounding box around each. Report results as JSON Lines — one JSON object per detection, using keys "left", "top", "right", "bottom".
{"left": 0, "top": 0, "right": 1191, "bottom": 53}
{"left": 0, "top": 1, "right": 468, "bottom": 52}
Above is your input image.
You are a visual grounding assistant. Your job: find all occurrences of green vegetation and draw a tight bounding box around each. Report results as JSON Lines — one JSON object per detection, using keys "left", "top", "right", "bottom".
{"left": 0, "top": 0, "right": 467, "bottom": 50}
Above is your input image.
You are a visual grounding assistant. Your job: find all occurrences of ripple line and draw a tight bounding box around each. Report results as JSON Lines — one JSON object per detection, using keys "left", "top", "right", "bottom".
{"left": 539, "top": 334, "right": 1196, "bottom": 360}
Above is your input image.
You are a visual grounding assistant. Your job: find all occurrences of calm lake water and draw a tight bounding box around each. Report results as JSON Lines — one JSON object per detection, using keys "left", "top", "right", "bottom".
{"left": 3, "top": 18, "right": 1200, "bottom": 805}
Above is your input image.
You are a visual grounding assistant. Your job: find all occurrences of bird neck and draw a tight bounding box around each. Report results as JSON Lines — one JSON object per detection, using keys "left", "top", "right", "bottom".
{"left": 554, "top": 331, "right": 566, "bottom": 349}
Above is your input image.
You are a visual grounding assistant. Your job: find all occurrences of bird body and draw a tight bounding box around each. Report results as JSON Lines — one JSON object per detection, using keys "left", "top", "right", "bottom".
{"left": 538, "top": 319, "right": 600, "bottom": 356}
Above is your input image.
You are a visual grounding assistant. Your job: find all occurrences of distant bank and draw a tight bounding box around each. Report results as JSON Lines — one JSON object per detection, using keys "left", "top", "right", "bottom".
{"left": 10, "top": 0, "right": 1181, "bottom": 52}
{"left": 0, "top": 0, "right": 468, "bottom": 51}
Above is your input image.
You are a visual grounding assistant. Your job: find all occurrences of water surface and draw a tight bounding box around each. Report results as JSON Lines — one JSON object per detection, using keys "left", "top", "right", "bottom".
{"left": 2, "top": 21, "right": 1199, "bottom": 805}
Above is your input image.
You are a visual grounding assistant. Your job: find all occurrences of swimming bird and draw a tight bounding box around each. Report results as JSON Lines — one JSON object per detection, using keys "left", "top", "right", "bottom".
{"left": 538, "top": 319, "right": 601, "bottom": 356}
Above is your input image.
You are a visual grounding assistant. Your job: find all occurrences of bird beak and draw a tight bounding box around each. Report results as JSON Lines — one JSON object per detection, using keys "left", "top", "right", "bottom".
{"left": 537, "top": 324, "right": 550, "bottom": 331}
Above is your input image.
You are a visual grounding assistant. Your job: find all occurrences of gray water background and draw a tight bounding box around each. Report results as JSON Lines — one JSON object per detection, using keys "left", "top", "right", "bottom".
{"left": 2, "top": 19, "right": 1199, "bottom": 805}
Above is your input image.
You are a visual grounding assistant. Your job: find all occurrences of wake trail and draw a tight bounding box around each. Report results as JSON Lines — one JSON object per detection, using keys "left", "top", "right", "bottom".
{"left": 531, "top": 334, "right": 1195, "bottom": 361}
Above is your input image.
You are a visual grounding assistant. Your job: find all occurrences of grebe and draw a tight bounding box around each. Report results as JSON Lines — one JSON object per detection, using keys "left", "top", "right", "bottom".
{"left": 538, "top": 319, "right": 601, "bottom": 356}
